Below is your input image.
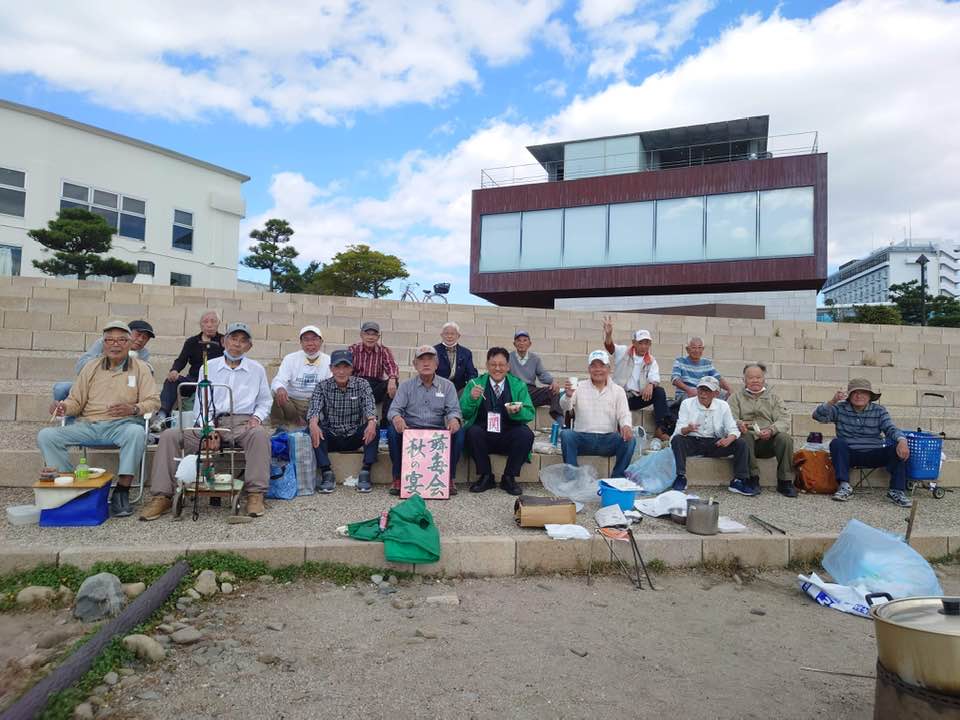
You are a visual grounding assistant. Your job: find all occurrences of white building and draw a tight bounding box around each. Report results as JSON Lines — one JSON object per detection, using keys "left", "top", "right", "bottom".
{"left": 0, "top": 99, "right": 248, "bottom": 289}
{"left": 821, "top": 239, "right": 958, "bottom": 306}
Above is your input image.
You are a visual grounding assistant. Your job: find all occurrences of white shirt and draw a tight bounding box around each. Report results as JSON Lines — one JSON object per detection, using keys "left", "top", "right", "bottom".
{"left": 610, "top": 344, "right": 660, "bottom": 393}
{"left": 673, "top": 397, "right": 740, "bottom": 440}
{"left": 559, "top": 379, "right": 632, "bottom": 434}
{"left": 199, "top": 356, "right": 273, "bottom": 422}
{"left": 270, "top": 350, "right": 331, "bottom": 400}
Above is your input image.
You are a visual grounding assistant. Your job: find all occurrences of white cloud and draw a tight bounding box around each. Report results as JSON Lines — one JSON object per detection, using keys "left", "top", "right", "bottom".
{"left": 0, "top": 0, "right": 562, "bottom": 125}
{"left": 248, "top": 1, "right": 960, "bottom": 302}
{"left": 534, "top": 78, "right": 568, "bottom": 98}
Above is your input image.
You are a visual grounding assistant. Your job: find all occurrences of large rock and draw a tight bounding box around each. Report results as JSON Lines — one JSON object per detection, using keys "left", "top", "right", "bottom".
{"left": 74, "top": 573, "right": 125, "bottom": 622}
{"left": 122, "top": 582, "right": 146, "bottom": 599}
{"left": 16, "top": 586, "right": 56, "bottom": 606}
{"left": 122, "top": 634, "right": 166, "bottom": 663}
{"left": 194, "top": 569, "right": 218, "bottom": 596}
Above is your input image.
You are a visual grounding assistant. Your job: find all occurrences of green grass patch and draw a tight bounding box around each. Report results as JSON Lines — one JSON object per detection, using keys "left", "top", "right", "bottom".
{"left": 38, "top": 636, "right": 136, "bottom": 720}
{"left": 928, "top": 549, "right": 960, "bottom": 566}
{"left": 184, "top": 551, "right": 269, "bottom": 580}
{"left": 786, "top": 554, "right": 824, "bottom": 573}
{"left": 645, "top": 558, "right": 667, "bottom": 574}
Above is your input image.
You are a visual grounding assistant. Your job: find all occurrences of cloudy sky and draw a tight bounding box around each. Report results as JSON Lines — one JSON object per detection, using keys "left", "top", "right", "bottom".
{"left": 2, "top": 0, "right": 958, "bottom": 303}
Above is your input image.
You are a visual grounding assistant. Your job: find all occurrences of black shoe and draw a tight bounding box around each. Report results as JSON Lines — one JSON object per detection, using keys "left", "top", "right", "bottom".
{"left": 318, "top": 470, "right": 336, "bottom": 494}
{"left": 749, "top": 475, "right": 763, "bottom": 495}
{"left": 469, "top": 474, "right": 496, "bottom": 493}
{"left": 777, "top": 481, "right": 798, "bottom": 498}
{"left": 448, "top": 480, "right": 458, "bottom": 496}
{"left": 389, "top": 478, "right": 401, "bottom": 496}
{"left": 209, "top": 496, "right": 222, "bottom": 507}
{"left": 672, "top": 475, "right": 687, "bottom": 492}
{"left": 110, "top": 487, "right": 132, "bottom": 518}
{"left": 500, "top": 475, "right": 523, "bottom": 496}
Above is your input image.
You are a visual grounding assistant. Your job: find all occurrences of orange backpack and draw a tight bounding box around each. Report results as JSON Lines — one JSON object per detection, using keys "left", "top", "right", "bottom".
{"left": 792, "top": 449, "right": 838, "bottom": 494}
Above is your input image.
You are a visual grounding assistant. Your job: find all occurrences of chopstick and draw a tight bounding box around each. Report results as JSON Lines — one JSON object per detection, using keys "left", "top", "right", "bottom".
{"left": 49, "top": 402, "right": 63, "bottom": 423}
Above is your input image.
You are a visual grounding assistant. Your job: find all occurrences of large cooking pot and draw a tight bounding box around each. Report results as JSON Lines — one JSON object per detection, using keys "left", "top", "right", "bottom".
{"left": 866, "top": 593, "right": 960, "bottom": 696}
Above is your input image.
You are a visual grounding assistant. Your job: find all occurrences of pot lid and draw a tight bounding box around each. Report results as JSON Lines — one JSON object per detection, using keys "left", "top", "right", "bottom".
{"left": 873, "top": 596, "right": 960, "bottom": 637}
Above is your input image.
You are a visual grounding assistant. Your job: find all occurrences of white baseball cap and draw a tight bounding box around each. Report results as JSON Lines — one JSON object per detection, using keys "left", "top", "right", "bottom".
{"left": 587, "top": 349, "right": 610, "bottom": 366}
{"left": 299, "top": 325, "right": 323, "bottom": 340}
{"left": 633, "top": 329, "right": 652, "bottom": 342}
{"left": 697, "top": 376, "right": 720, "bottom": 391}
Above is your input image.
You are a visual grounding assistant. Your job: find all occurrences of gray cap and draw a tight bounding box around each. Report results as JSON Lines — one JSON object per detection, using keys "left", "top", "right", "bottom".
{"left": 102, "top": 320, "right": 131, "bottom": 334}
{"left": 697, "top": 376, "right": 720, "bottom": 391}
{"left": 225, "top": 321, "right": 252, "bottom": 338}
{"left": 361, "top": 321, "right": 380, "bottom": 334}
{"left": 330, "top": 349, "right": 354, "bottom": 366}
{"left": 414, "top": 344, "right": 438, "bottom": 358}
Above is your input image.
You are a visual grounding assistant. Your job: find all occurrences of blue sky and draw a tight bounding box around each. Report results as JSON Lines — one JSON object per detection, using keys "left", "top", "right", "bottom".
{"left": 2, "top": 0, "right": 958, "bottom": 303}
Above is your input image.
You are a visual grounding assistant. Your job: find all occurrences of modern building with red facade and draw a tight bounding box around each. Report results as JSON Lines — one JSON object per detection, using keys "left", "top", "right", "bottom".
{"left": 469, "top": 116, "right": 827, "bottom": 319}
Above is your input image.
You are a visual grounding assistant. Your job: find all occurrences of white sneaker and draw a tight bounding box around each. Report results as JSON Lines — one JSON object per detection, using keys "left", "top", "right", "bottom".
{"left": 832, "top": 482, "right": 854, "bottom": 502}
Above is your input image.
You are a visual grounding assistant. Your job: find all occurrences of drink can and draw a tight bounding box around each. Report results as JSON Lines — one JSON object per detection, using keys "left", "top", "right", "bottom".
{"left": 550, "top": 420, "right": 560, "bottom": 446}
{"left": 379, "top": 428, "right": 388, "bottom": 445}
{"left": 379, "top": 510, "right": 389, "bottom": 531}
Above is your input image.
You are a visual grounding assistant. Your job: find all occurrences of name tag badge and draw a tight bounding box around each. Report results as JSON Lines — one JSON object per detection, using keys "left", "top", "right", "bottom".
{"left": 487, "top": 413, "right": 501, "bottom": 433}
{"left": 349, "top": 396, "right": 358, "bottom": 401}
{"left": 127, "top": 375, "right": 137, "bottom": 388}
{"left": 435, "top": 392, "right": 445, "bottom": 398}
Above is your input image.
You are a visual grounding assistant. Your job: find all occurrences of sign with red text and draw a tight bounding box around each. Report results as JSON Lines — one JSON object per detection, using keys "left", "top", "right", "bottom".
{"left": 400, "top": 429, "right": 450, "bottom": 500}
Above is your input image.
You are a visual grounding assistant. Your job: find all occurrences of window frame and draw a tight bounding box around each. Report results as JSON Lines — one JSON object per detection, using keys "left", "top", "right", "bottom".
{"left": 59, "top": 179, "right": 147, "bottom": 241}
{"left": 170, "top": 271, "right": 192, "bottom": 287}
{"left": 0, "top": 164, "right": 27, "bottom": 218}
{"left": 171, "top": 208, "right": 195, "bottom": 253}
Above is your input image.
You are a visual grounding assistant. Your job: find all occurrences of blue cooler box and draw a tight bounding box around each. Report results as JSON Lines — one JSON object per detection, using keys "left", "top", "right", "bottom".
{"left": 39, "top": 483, "right": 110, "bottom": 527}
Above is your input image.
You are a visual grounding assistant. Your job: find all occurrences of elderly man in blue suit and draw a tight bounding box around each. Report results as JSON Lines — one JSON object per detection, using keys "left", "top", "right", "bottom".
{"left": 434, "top": 322, "right": 478, "bottom": 393}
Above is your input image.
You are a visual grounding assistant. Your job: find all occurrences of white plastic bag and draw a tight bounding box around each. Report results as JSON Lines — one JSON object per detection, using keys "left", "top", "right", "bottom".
{"left": 175, "top": 454, "right": 198, "bottom": 484}
{"left": 822, "top": 519, "right": 943, "bottom": 599}
{"left": 540, "top": 463, "right": 600, "bottom": 510}
{"left": 798, "top": 572, "right": 873, "bottom": 619}
{"left": 624, "top": 448, "right": 676, "bottom": 496}
{"left": 544, "top": 524, "right": 592, "bottom": 540}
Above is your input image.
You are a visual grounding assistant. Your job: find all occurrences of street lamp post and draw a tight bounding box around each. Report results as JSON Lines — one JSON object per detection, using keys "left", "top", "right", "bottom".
{"left": 916, "top": 254, "right": 930, "bottom": 326}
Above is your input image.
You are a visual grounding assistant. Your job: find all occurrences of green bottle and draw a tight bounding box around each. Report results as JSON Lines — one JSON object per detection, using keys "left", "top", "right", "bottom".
{"left": 75, "top": 455, "right": 89, "bottom": 481}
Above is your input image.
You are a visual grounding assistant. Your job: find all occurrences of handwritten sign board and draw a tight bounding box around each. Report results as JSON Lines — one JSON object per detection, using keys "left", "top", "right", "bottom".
{"left": 400, "top": 429, "right": 450, "bottom": 500}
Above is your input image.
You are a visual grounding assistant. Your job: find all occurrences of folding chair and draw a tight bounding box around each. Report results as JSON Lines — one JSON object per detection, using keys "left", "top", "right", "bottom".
{"left": 587, "top": 525, "right": 655, "bottom": 590}
{"left": 854, "top": 466, "right": 879, "bottom": 489}
{"left": 60, "top": 413, "right": 152, "bottom": 503}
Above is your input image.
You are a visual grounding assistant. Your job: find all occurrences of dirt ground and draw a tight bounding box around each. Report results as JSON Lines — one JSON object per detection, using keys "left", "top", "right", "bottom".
{"left": 9, "top": 568, "right": 943, "bottom": 720}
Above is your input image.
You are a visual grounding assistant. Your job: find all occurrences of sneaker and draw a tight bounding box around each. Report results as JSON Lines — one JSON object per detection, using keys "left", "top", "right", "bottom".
{"left": 110, "top": 487, "right": 132, "bottom": 517}
{"left": 389, "top": 477, "right": 401, "bottom": 496}
{"left": 318, "top": 470, "right": 336, "bottom": 494}
{"left": 139, "top": 495, "right": 172, "bottom": 521}
{"left": 832, "top": 482, "right": 854, "bottom": 502}
{"left": 777, "top": 480, "right": 798, "bottom": 498}
{"left": 245, "top": 492, "right": 266, "bottom": 517}
{"left": 749, "top": 476, "right": 763, "bottom": 496}
{"left": 728, "top": 478, "right": 759, "bottom": 496}
{"left": 500, "top": 476, "right": 523, "bottom": 496}
{"left": 357, "top": 470, "right": 372, "bottom": 493}
{"left": 672, "top": 475, "right": 687, "bottom": 492}
{"left": 886, "top": 489, "right": 912, "bottom": 508}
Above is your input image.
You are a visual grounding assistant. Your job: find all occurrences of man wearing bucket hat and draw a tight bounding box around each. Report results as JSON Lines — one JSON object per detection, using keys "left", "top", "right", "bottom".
{"left": 813, "top": 378, "right": 912, "bottom": 507}
{"left": 558, "top": 349, "right": 636, "bottom": 478}
{"left": 603, "top": 317, "right": 671, "bottom": 440}
{"left": 671, "top": 375, "right": 753, "bottom": 495}
{"left": 270, "top": 325, "right": 331, "bottom": 428}
{"left": 306, "top": 349, "right": 379, "bottom": 494}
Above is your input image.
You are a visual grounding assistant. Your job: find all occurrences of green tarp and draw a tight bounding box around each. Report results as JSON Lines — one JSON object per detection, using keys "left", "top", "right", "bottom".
{"left": 346, "top": 494, "right": 441, "bottom": 564}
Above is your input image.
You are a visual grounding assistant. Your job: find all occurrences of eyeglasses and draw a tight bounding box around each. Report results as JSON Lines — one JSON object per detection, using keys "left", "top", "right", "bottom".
{"left": 103, "top": 337, "right": 129, "bottom": 345}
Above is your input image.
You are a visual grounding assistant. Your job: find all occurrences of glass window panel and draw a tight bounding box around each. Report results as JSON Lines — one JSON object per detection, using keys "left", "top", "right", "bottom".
{"left": 520, "top": 209, "right": 562, "bottom": 269}
{"left": 136, "top": 260, "right": 155, "bottom": 275}
{"left": 0, "top": 188, "right": 25, "bottom": 217}
{"left": 170, "top": 272, "right": 192, "bottom": 287}
{"left": 0, "top": 245, "right": 21, "bottom": 276}
{"left": 0, "top": 168, "right": 25, "bottom": 188}
{"left": 62, "top": 182, "right": 88, "bottom": 201}
{"left": 479, "top": 213, "right": 521, "bottom": 272}
{"left": 122, "top": 196, "right": 146, "bottom": 214}
{"left": 563, "top": 140, "right": 603, "bottom": 180}
{"left": 706, "top": 192, "right": 757, "bottom": 259}
{"left": 759, "top": 187, "right": 814, "bottom": 257}
{"left": 563, "top": 205, "right": 606, "bottom": 267}
{"left": 92, "top": 189, "right": 117, "bottom": 208}
{"left": 655, "top": 197, "right": 704, "bottom": 262}
{"left": 89, "top": 206, "right": 118, "bottom": 229}
{"left": 59, "top": 199, "right": 87, "bottom": 211}
{"left": 172, "top": 224, "right": 194, "bottom": 251}
{"left": 608, "top": 202, "right": 654, "bottom": 265}
{"left": 604, "top": 135, "right": 640, "bottom": 175}
{"left": 119, "top": 212, "right": 146, "bottom": 240}
{"left": 174, "top": 209, "right": 193, "bottom": 226}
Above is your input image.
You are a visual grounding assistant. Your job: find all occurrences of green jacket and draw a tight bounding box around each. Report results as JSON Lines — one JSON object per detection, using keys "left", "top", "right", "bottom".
{"left": 346, "top": 494, "right": 440, "bottom": 564}
{"left": 728, "top": 387, "right": 791, "bottom": 436}
{"left": 460, "top": 373, "right": 535, "bottom": 430}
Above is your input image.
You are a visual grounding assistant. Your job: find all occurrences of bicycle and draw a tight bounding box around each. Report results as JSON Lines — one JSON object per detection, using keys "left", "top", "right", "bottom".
{"left": 399, "top": 281, "right": 450, "bottom": 304}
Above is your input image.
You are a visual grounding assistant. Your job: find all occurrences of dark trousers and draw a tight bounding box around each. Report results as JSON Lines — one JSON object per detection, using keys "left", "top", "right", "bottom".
{"left": 829, "top": 437, "right": 906, "bottom": 491}
{"left": 387, "top": 424, "right": 464, "bottom": 480}
{"left": 359, "top": 376, "right": 393, "bottom": 427}
{"left": 160, "top": 376, "right": 198, "bottom": 415}
{"left": 465, "top": 423, "right": 534, "bottom": 477}
{"left": 672, "top": 434, "right": 750, "bottom": 479}
{"left": 627, "top": 385, "right": 669, "bottom": 426}
{"left": 527, "top": 384, "right": 562, "bottom": 420}
{"left": 313, "top": 426, "right": 379, "bottom": 469}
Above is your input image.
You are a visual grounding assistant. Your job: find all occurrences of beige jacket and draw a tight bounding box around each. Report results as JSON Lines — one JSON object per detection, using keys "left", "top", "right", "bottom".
{"left": 63, "top": 356, "right": 160, "bottom": 422}
{"left": 727, "top": 388, "right": 790, "bottom": 435}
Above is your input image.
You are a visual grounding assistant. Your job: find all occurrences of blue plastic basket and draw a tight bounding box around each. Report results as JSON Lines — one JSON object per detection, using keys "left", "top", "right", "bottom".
{"left": 904, "top": 431, "right": 943, "bottom": 480}
{"left": 598, "top": 481, "right": 639, "bottom": 511}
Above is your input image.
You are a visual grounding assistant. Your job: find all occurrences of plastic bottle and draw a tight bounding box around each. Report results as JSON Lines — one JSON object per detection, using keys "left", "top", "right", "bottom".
{"left": 550, "top": 420, "right": 560, "bottom": 446}
{"left": 75, "top": 455, "right": 89, "bottom": 481}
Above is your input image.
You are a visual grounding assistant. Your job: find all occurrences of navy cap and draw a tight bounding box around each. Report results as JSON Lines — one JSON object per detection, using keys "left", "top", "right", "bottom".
{"left": 514, "top": 329, "right": 530, "bottom": 339}
{"left": 330, "top": 349, "right": 354, "bottom": 366}
{"left": 128, "top": 320, "right": 155, "bottom": 338}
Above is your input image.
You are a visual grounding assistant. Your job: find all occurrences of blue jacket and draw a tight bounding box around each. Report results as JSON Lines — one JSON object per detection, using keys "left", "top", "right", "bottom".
{"left": 433, "top": 343, "right": 478, "bottom": 391}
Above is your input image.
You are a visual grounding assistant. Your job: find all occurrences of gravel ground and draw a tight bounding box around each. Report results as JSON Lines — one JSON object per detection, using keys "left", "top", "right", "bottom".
{"left": 2, "top": 481, "right": 957, "bottom": 549}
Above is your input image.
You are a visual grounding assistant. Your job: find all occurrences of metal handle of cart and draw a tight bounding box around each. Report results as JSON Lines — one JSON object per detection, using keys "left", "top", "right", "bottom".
{"left": 904, "top": 392, "right": 949, "bottom": 499}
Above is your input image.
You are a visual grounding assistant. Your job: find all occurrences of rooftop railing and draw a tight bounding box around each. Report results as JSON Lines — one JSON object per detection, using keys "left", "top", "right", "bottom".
{"left": 479, "top": 131, "right": 819, "bottom": 189}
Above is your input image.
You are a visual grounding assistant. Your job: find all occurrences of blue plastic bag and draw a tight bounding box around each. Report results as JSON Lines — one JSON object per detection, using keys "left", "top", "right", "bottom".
{"left": 624, "top": 448, "right": 676, "bottom": 496}
{"left": 271, "top": 431, "right": 289, "bottom": 461}
{"left": 266, "top": 461, "right": 298, "bottom": 500}
{"left": 822, "top": 519, "right": 943, "bottom": 599}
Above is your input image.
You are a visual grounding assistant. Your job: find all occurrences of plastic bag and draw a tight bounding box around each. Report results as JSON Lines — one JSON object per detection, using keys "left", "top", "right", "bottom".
{"left": 266, "top": 461, "right": 298, "bottom": 500}
{"left": 270, "top": 431, "right": 289, "bottom": 461}
{"left": 287, "top": 430, "right": 317, "bottom": 497}
{"left": 630, "top": 426, "right": 647, "bottom": 462}
{"left": 822, "top": 519, "right": 943, "bottom": 599}
{"left": 797, "top": 572, "right": 872, "bottom": 619}
{"left": 623, "top": 448, "right": 676, "bottom": 496}
{"left": 540, "top": 463, "right": 600, "bottom": 509}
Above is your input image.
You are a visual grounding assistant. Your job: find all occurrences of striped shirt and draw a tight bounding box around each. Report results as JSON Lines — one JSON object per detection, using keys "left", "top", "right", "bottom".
{"left": 671, "top": 355, "right": 722, "bottom": 400}
{"left": 348, "top": 342, "right": 399, "bottom": 381}
{"left": 812, "top": 401, "right": 904, "bottom": 450}
{"left": 306, "top": 376, "right": 377, "bottom": 437}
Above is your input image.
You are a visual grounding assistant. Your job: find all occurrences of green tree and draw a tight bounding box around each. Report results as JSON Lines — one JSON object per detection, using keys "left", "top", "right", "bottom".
{"left": 306, "top": 244, "right": 408, "bottom": 298}
{"left": 889, "top": 280, "right": 960, "bottom": 325}
{"left": 847, "top": 304, "right": 902, "bottom": 325}
{"left": 29, "top": 208, "right": 136, "bottom": 280}
{"left": 241, "top": 219, "right": 298, "bottom": 292}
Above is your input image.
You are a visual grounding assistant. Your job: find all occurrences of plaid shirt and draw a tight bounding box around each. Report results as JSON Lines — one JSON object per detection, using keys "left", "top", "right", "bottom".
{"left": 306, "top": 376, "right": 377, "bottom": 437}
{"left": 348, "top": 342, "right": 399, "bottom": 381}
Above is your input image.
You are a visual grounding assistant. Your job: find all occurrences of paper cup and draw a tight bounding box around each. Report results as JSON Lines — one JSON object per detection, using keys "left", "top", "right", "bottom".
{"left": 568, "top": 377, "right": 578, "bottom": 386}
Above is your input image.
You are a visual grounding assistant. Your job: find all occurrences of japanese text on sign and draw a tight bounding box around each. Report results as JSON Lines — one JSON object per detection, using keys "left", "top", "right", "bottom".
{"left": 400, "top": 429, "right": 450, "bottom": 499}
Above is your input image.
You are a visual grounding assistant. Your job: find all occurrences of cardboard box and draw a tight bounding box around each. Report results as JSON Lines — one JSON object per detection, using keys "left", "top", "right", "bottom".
{"left": 514, "top": 496, "right": 576, "bottom": 528}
